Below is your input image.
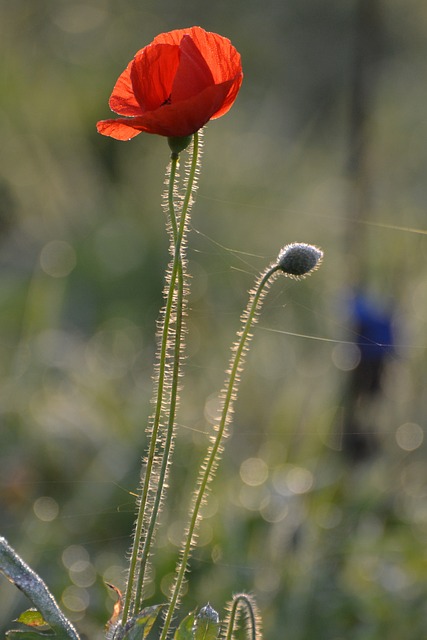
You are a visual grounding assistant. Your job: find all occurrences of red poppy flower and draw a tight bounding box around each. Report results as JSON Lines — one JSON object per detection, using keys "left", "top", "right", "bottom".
{"left": 97, "top": 26, "right": 243, "bottom": 141}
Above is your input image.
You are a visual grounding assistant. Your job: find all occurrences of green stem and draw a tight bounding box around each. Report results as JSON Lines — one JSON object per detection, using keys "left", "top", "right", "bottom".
{"left": 133, "top": 132, "right": 200, "bottom": 612}
{"left": 121, "top": 155, "right": 179, "bottom": 625}
{"left": 224, "top": 594, "right": 259, "bottom": 640}
{"left": 122, "top": 133, "right": 199, "bottom": 625}
{"left": 161, "top": 263, "right": 280, "bottom": 639}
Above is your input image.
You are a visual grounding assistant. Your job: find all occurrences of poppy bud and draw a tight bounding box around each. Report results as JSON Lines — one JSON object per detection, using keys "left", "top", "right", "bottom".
{"left": 277, "top": 242, "right": 323, "bottom": 278}
{"left": 193, "top": 603, "right": 220, "bottom": 640}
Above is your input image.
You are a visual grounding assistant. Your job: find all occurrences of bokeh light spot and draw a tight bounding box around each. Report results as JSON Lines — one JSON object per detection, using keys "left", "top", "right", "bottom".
{"left": 395, "top": 422, "right": 423, "bottom": 451}
{"left": 33, "top": 496, "right": 59, "bottom": 522}
{"left": 331, "top": 343, "right": 361, "bottom": 371}
{"left": 287, "top": 466, "right": 314, "bottom": 494}
{"left": 69, "top": 561, "right": 96, "bottom": 588}
{"left": 260, "top": 495, "right": 288, "bottom": 523}
{"left": 273, "top": 464, "right": 314, "bottom": 495}
{"left": 61, "top": 585, "right": 89, "bottom": 612}
{"left": 62, "top": 545, "right": 90, "bottom": 570}
{"left": 40, "top": 240, "right": 76, "bottom": 278}
{"left": 240, "top": 457, "right": 269, "bottom": 486}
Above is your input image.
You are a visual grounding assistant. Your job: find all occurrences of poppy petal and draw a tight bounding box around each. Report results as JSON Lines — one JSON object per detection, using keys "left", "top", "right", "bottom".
{"left": 171, "top": 35, "right": 214, "bottom": 103}
{"left": 210, "top": 71, "right": 243, "bottom": 120}
{"left": 96, "top": 118, "right": 143, "bottom": 140}
{"left": 153, "top": 27, "right": 242, "bottom": 84}
{"left": 142, "top": 79, "right": 235, "bottom": 137}
{"left": 109, "top": 59, "right": 142, "bottom": 117}
{"left": 130, "top": 44, "right": 180, "bottom": 112}
{"left": 185, "top": 28, "right": 242, "bottom": 84}
{"left": 98, "top": 27, "right": 243, "bottom": 140}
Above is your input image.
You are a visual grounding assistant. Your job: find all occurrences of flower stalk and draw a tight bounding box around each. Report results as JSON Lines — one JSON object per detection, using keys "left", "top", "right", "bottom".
{"left": 223, "top": 593, "right": 262, "bottom": 640}
{"left": 161, "top": 243, "right": 323, "bottom": 638}
{"left": 121, "top": 132, "right": 200, "bottom": 625}
{"left": 160, "top": 262, "right": 278, "bottom": 638}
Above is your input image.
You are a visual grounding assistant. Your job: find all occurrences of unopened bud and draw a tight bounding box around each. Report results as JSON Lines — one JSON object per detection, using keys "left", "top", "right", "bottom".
{"left": 193, "top": 603, "right": 220, "bottom": 640}
{"left": 276, "top": 242, "right": 323, "bottom": 278}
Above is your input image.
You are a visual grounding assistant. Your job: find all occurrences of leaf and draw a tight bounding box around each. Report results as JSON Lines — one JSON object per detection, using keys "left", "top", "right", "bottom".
{"left": 174, "top": 612, "right": 196, "bottom": 640}
{"left": 6, "top": 609, "right": 54, "bottom": 640}
{"left": 16, "top": 609, "right": 49, "bottom": 628}
{"left": 193, "top": 605, "right": 220, "bottom": 640}
{"left": 122, "top": 604, "right": 165, "bottom": 640}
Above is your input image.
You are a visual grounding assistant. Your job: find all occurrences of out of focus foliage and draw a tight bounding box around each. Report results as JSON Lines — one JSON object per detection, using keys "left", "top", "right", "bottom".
{"left": 1, "top": 1, "right": 427, "bottom": 639}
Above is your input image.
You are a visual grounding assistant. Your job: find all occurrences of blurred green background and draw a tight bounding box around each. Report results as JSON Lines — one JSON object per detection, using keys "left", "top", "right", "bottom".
{"left": 1, "top": 1, "right": 427, "bottom": 638}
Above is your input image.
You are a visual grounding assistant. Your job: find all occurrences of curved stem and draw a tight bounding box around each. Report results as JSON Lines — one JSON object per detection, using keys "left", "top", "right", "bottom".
{"left": 133, "top": 132, "right": 200, "bottom": 611}
{"left": 224, "top": 594, "right": 259, "bottom": 640}
{"left": 161, "top": 263, "right": 280, "bottom": 639}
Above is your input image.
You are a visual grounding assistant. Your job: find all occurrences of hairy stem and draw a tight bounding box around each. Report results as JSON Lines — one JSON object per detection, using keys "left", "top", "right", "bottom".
{"left": 133, "top": 132, "right": 200, "bottom": 612}
{"left": 223, "top": 593, "right": 261, "bottom": 640}
{"left": 121, "top": 133, "right": 200, "bottom": 626}
{"left": 161, "top": 263, "right": 280, "bottom": 639}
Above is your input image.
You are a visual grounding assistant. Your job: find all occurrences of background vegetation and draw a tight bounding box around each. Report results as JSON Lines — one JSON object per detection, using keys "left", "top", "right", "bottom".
{"left": 1, "top": 1, "right": 427, "bottom": 638}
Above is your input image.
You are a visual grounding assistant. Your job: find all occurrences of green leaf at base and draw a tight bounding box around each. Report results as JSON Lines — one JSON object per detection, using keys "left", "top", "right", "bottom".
{"left": 16, "top": 609, "right": 50, "bottom": 628}
{"left": 122, "top": 604, "right": 165, "bottom": 640}
{"left": 173, "top": 612, "right": 196, "bottom": 640}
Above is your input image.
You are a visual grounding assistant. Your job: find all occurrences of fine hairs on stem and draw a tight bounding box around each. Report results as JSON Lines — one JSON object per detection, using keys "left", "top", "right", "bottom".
{"left": 223, "top": 593, "right": 262, "bottom": 640}
{"left": 120, "top": 132, "right": 202, "bottom": 627}
{"left": 161, "top": 243, "right": 323, "bottom": 638}
{"left": 134, "top": 133, "right": 203, "bottom": 612}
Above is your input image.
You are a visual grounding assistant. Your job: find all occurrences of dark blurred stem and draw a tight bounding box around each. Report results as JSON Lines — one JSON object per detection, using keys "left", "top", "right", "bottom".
{"left": 346, "top": 0, "right": 382, "bottom": 280}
